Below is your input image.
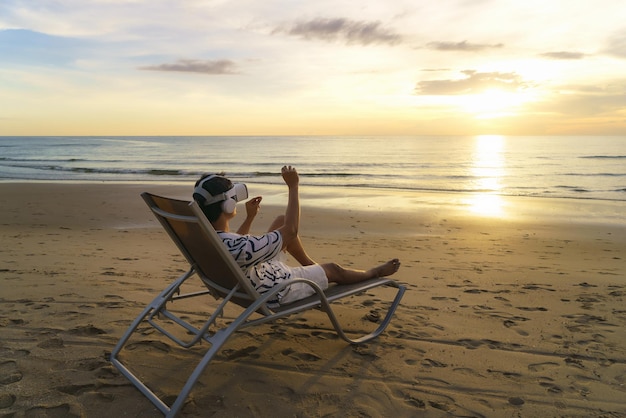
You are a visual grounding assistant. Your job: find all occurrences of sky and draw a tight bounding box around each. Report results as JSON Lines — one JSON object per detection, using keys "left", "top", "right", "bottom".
{"left": 1, "top": 0, "right": 626, "bottom": 136}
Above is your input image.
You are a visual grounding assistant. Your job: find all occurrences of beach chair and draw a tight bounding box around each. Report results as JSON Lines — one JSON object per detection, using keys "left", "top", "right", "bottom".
{"left": 110, "top": 193, "right": 406, "bottom": 417}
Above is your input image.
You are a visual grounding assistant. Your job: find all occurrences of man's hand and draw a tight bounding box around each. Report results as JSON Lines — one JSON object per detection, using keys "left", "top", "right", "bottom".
{"left": 281, "top": 165, "right": 299, "bottom": 188}
{"left": 237, "top": 196, "right": 262, "bottom": 235}
{"left": 245, "top": 196, "right": 262, "bottom": 219}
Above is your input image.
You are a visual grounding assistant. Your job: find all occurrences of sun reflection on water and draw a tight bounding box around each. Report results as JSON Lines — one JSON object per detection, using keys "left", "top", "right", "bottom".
{"left": 466, "top": 135, "right": 506, "bottom": 216}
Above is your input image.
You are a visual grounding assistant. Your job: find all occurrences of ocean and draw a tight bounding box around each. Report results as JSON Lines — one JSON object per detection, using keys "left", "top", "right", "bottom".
{"left": 1, "top": 135, "right": 625, "bottom": 206}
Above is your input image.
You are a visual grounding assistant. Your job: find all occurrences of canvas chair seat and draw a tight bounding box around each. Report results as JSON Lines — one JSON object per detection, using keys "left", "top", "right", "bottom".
{"left": 110, "top": 193, "right": 405, "bottom": 417}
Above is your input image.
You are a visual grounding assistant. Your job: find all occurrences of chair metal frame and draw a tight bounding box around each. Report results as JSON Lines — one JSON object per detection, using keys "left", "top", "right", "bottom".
{"left": 110, "top": 193, "right": 405, "bottom": 417}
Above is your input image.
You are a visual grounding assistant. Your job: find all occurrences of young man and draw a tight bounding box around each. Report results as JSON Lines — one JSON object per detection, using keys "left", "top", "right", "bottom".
{"left": 193, "top": 165, "right": 400, "bottom": 307}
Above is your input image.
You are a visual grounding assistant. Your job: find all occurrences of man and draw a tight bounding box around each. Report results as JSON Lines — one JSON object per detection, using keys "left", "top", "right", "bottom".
{"left": 193, "top": 165, "right": 400, "bottom": 307}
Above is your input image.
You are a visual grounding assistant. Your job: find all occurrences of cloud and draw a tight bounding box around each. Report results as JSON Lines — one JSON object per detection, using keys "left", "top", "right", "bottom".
{"left": 415, "top": 70, "right": 527, "bottom": 95}
{"left": 426, "top": 40, "right": 503, "bottom": 52}
{"left": 540, "top": 51, "right": 586, "bottom": 60}
{"left": 274, "top": 18, "right": 402, "bottom": 46}
{"left": 139, "top": 59, "right": 238, "bottom": 75}
{"left": 0, "top": 29, "right": 90, "bottom": 67}
{"left": 540, "top": 84, "right": 626, "bottom": 116}
{"left": 605, "top": 31, "right": 626, "bottom": 58}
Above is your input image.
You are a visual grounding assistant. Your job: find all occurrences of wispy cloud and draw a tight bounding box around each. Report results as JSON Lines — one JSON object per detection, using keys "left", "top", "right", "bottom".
{"left": 606, "top": 31, "right": 626, "bottom": 58}
{"left": 139, "top": 59, "right": 238, "bottom": 75}
{"left": 540, "top": 51, "right": 586, "bottom": 60}
{"left": 274, "top": 17, "right": 402, "bottom": 46}
{"left": 0, "top": 29, "right": 90, "bottom": 66}
{"left": 539, "top": 84, "right": 626, "bottom": 116}
{"left": 415, "top": 70, "right": 527, "bottom": 95}
{"left": 1, "top": 0, "right": 625, "bottom": 135}
{"left": 426, "top": 40, "right": 504, "bottom": 52}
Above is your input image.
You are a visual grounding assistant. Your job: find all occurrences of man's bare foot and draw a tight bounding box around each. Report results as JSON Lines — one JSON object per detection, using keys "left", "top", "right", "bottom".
{"left": 371, "top": 259, "right": 401, "bottom": 277}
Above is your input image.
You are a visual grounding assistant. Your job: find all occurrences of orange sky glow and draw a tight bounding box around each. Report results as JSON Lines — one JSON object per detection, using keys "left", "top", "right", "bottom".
{"left": 1, "top": 0, "right": 625, "bottom": 136}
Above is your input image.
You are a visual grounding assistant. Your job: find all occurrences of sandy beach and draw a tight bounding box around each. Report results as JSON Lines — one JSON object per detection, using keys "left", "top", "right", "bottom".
{"left": 1, "top": 182, "right": 625, "bottom": 417}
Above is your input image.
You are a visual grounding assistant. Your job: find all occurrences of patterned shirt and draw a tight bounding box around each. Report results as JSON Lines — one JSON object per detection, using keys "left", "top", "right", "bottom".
{"left": 217, "top": 230, "right": 291, "bottom": 305}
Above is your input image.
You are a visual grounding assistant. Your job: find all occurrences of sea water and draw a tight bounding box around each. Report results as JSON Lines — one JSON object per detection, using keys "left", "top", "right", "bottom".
{"left": 1, "top": 135, "right": 624, "bottom": 200}
{"left": 1, "top": 135, "right": 625, "bottom": 206}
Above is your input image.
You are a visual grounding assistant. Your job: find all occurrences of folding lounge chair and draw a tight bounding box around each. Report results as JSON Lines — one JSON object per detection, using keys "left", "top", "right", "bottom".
{"left": 110, "top": 192, "right": 406, "bottom": 417}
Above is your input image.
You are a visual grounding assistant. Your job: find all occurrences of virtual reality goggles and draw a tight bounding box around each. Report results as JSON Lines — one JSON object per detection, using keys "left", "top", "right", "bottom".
{"left": 193, "top": 177, "right": 248, "bottom": 213}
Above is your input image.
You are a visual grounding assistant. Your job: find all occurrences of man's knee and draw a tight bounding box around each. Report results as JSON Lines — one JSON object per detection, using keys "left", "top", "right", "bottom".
{"left": 322, "top": 262, "right": 344, "bottom": 281}
{"left": 268, "top": 215, "right": 286, "bottom": 232}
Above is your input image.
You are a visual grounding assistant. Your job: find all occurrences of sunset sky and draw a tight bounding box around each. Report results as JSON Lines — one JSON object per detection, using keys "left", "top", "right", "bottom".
{"left": 1, "top": 0, "right": 625, "bottom": 136}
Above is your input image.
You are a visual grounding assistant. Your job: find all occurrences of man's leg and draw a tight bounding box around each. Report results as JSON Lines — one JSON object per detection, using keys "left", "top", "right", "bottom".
{"left": 268, "top": 215, "right": 316, "bottom": 266}
{"left": 321, "top": 259, "right": 400, "bottom": 285}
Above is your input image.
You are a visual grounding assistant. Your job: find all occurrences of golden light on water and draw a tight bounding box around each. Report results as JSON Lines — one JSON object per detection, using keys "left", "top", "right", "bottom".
{"left": 466, "top": 135, "right": 506, "bottom": 216}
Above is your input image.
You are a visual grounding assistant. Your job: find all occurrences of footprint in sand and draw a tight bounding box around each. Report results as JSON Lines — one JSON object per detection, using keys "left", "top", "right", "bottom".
{"left": 502, "top": 320, "right": 529, "bottom": 336}
{"left": 0, "top": 393, "right": 16, "bottom": 409}
{"left": 0, "top": 347, "right": 29, "bottom": 358}
{"left": 457, "top": 338, "right": 519, "bottom": 350}
{"left": 95, "top": 365, "right": 119, "bottom": 379}
{"left": 405, "top": 395, "right": 426, "bottom": 409}
{"left": 0, "top": 360, "right": 23, "bottom": 386}
{"left": 55, "top": 310, "right": 92, "bottom": 320}
{"left": 421, "top": 358, "right": 447, "bottom": 368}
{"left": 77, "top": 358, "right": 109, "bottom": 372}
{"left": 431, "top": 296, "right": 459, "bottom": 301}
{"left": 539, "top": 381, "right": 563, "bottom": 394}
{"left": 516, "top": 306, "right": 548, "bottom": 312}
{"left": 68, "top": 324, "right": 107, "bottom": 336}
{"left": 487, "top": 369, "right": 521, "bottom": 380}
{"left": 528, "top": 361, "right": 559, "bottom": 372}
{"left": 311, "top": 331, "right": 338, "bottom": 340}
{"left": 453, "top": 367, "right": 484, "bottom": 377}
{"left": 25, "top": 403, "right": 80, "bottom": 418}
{"left": 96, "top": 294, "right": 126, "bottom": 309}
{"left": 577, "top": 282, "right": 597, "bottom": 288}
{"left": 125, "top": 340, "right": 170, "bottom": 353}
{"left": 222, "top": 346, "right": 260, "bottom": 360}
{"left": 564, "top": 356, "right": 586, "bottom": 369}
{"left": 364, "top": 310, "right": 381, "bottom": 323}
{"left": 351, "top": 345, "right": 379, "bottom": 361}
{"left": 522, "top": 284, "right": 555, "bottom": 292}
{"left": 56, "top": 383, "right": 97, "bottom": 396}
{"left": 576, "top": 294, "right": 606, "bottom": 310}
{"left": 568, "top": 313, "right": 607, "bottom": 323}
{"left": 281, "top": 348, "right": 321, "bottom": 361}
{"left": 37, "top": 337, "right": 65, "bottom": 349}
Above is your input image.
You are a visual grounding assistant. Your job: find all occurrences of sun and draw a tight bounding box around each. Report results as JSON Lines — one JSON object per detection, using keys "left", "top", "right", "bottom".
{"left": 460, "top": 89, "right": 529, "bottom": 119}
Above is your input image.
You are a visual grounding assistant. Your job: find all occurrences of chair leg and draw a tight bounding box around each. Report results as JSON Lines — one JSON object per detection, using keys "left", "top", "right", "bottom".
{"left": 111, "top": 275, "right": 405, "bottom": 416}
{"left": 164, "top": 294, "right": 284, "bottom": 416}
{"left": 320, "top": 284, "right": 406, "bottom": 344}
{"left": 165, "top": 332, "right": 230, "bottom": 416}
{"left": 110, "top": 269, "right": 196, "bottom": 415}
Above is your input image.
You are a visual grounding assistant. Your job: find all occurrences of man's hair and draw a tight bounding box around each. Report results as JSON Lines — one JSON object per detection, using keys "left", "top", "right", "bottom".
{"left": 193, "top": 173, "right": 233, "bottom": 223}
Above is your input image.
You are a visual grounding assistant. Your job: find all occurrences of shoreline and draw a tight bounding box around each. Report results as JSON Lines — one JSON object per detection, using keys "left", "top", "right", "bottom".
{"left": 1, "top": 180, "right": 624, "bottom": 225}
{"left": 1, "top": 182, "right": 625, "bottom": 416}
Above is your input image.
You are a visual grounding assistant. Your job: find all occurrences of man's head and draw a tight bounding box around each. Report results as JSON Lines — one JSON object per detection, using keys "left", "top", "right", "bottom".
{"left": 193, "top": 174, "right": 248, "bottom": 222}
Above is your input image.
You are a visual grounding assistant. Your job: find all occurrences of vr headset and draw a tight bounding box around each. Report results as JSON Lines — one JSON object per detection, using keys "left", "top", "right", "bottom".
{"left": 193, "top": 175, "right": 248, "bottom": 214}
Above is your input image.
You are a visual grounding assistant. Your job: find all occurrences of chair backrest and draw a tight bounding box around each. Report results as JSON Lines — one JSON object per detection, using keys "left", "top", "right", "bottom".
{"left": 141, "top": 193, "right": 266, "bottom": 311}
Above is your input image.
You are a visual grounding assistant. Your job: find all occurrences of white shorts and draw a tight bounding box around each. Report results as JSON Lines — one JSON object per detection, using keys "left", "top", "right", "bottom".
{"left": 280, "top": 264, "right": 329, "bottom": 305}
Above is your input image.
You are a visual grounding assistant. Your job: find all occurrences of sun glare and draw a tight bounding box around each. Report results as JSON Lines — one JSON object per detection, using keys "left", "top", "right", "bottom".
{"left": 461, "top": 89, "right": 528, "bottom": 119}
{"left": 465, "top": 135, "right": 506, "bottom": 216}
